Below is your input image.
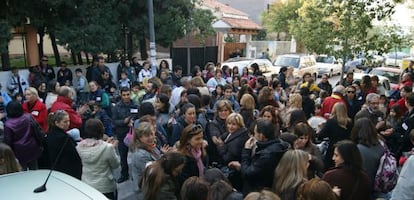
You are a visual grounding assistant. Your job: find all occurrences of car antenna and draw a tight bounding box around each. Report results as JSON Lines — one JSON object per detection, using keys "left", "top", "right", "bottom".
{"left": 33, "top": 136, "right": 70, "bottom": 193}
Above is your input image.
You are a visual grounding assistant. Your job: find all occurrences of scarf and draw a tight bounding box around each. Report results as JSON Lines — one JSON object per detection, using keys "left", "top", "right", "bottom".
{"left": 190, "top": 146, "right": 204, "bottom": 177}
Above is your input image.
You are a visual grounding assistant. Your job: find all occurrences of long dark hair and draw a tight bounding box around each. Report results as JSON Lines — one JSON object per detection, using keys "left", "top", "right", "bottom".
{"left": 334, "top": 140, "right": 364, "bottom": 176}
{"left": 140, "top": 152, "right": 186, "bottom": 200}
{"left": 351, "top": 117, "right": 379, "bottom": 147}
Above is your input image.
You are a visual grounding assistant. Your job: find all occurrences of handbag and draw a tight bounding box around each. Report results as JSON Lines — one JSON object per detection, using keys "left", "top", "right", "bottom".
{"left": 123, "top": 127, "right": 134, "bottom": 147}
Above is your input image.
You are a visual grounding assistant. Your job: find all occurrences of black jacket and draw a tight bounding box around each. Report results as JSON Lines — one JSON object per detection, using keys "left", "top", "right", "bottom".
{"left": 241, "top": 139, "right": 289, "bottom": 195}
{"left": 46, "top": 126, "right": 82, "bottom": 179}
{"left": 218, "top": 127, "right": 249, "bottom": 165}
{"left": 112, "top": 100, "right": 138, "bottom": 137}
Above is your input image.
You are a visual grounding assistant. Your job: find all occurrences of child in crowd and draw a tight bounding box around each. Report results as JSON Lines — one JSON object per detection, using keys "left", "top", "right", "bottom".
{"left": 92, "top": 103, "right": 113, "bottom": 137}
{"left": 138, "top": 62, "right": 153, "bottom": 85}
{"left": 74, "top": 68, "right": 89, "bottom": 105}
{"left": 119, "top": 71, "right": 131, "bottom": 89}
{"left": 130, "top": 81, "right": 146, "bottom": 106}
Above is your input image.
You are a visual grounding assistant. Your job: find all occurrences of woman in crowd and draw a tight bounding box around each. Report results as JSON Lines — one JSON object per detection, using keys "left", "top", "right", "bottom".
{"left": 257, "top": 86, "right": 278, "bottom": 110}
{"left": 171, "top": 103, "right": 197, "bottom": 146}
{"left": 154, "top": 93, "right": 171, "bottom": 128}
{"left": 46, "top": 110, "right": 82, "bottom": 179}
{"left": 232, "top": 66, "right": 239, "bottom": 77}
{"left": 139, "top": 152, "right": 186, "bottom": 200}
{"left": 221, "top": 65, "right": 232, "bottom": 83}
{"left": 272, "top": 79, "right": 288, "bottom": 104}
{"left": 206, "top": 69, "right": 226, "bottom": 92}
{"left": 241, "top": 67, "right": 252, "bottom": 80}
{"left": 0, "top": 142, "right": 21, "bottom": 175}
{"left": 296, "top": 179, "right": 337, "bottom": 200}
{"left": 282, "top": 93, "right": 302, "bottom": 128}
{"left": 273, "top": 149, "right": 309, "bottom": 200}
{"left": 130, "top": 122, "right": 162, "bottom": 196}
{"left": 4, "top": 101, "right": 42, "bottom": 170}
{"left": 360, "top": 75, "right": 376, "bottom": 98}
{"left": 285, "top": 109, "right": 307, "bottom": 134}
{"left": 232, "top": 76, "right": 241, "bottom": 95}
{"left": 318, "top": 103, "right": 352, "bottom": 169}
{"left": 208, "top": 100, "right": 233, "bottom": 165}
{"left": 22, "top": 87, "right": 48, "bottom": 131}
{"left": 88, "top": 81, "right": 110, "bottom": 115}
{"left": 76, "top": 119, "right": 119, "bottom": 199}
{"left": 215, "top": 113, "right": 249, "bottom": 190}
{"left": 36, "top": 82, "right": 47, "bottom": 102}
{"left": 259, "top": 105, "right": 282, "bottom": 137}
{"left": 322, "top": 140, "right": 371, "bottom": 200}
{"left": 191, "top": 76, "right": 209, "bottom": 97}
{"left": 293, "top": 122, "right": 324, "bottom": 178}
{"left": 181, "top": 176, "right": 210, "bottom": 200}
{"left": 177, "top": 124, "right": 206, "bottom": 191}
{"left": 211, "top": 85, "right": 224, "bottom": 108}
{"left": 351, "top": 117, "right": 385, "bottom": 197}
{"left": 45, "top": 80, "right": 60, "bottom": 110}
{"left": 239, "top": 93, "right": 256, "bottom": 129}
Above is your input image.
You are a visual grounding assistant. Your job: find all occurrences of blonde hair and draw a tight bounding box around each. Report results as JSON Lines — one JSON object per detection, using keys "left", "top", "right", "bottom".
{"left": 226, "top": 113, "right": 245, "bottom": 128}
{"left": 130, "top": 122, "right": 154, "bottom": 151}
{"left": 273, "top": 150, "right": 309, "bottom": 195}
{"left": 330, "top": 103, "right": 350, "bottom": 128}
{"left": 245, "top": 190, "right": 281, "bottom": 200}
{"left": 289, "top": 93, "right": 302, "bottom": 109}
{"left": 240, "top": 94, "right": 255, "bottom": 110}
{"left": 25, "top": 87, "right": 39, "bottom": 99}
{"left": 191, "top": 76, "right": 206, "bottom": 87}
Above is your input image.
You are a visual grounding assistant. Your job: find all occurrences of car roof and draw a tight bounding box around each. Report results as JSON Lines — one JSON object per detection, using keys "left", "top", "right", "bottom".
{"left": 278, "top": 54, "right": 310, "bottom": 58}
{"left": 0, "top": 170, "right": 108, "bottom": 200}
{"left": 370, "top": 67, "right": 402, "bottom": 73}
{"left": 351, "top": 73, "right": 389, "bottom": 81}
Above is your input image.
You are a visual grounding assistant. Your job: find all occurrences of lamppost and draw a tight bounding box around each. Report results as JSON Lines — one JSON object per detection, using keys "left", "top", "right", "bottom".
{"left": 148, "top": 0, "right": 157, "bottom": 77}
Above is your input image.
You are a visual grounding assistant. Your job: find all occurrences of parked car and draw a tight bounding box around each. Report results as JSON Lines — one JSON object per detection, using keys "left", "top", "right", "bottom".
{"left": 267, "top": 54, "right": 318, "bottom": 80}
{"left": 339, "top": 72, "right": 391, "bottom": 96}
{"left": 221, "top": 57, "right": 273, "bottom": 76}
{"left": 0, "top": 170, "right": 109, "bottom": 200}
{"left": 369, "top": 67, "right": 402, "bottom": 90}
{"left": 316, "top": 55, "right": 342, "bottom": 77}
{"left": 385, "top": 51, "right": 410, "bottom": 68}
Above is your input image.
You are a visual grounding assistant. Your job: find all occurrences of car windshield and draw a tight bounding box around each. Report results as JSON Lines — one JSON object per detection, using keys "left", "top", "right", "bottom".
{"left": 370, "top": 70, "right": 400, "bottom": 84}
{"left": 316, "top": 56, "right": 333, "bottom": 64}
{"left": 274, "top": 56, "right": 300, "bottom": 68}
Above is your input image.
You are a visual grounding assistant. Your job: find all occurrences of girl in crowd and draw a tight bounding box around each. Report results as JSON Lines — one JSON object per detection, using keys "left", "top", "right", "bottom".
{"left": 154, "top": 93, "right": 170, "bottom": 128}
{"left": 257, "top": 86, "right": 278, "bottom": 110}
{"left": 221, "top": 65, "right": 232, "bottom": 83}
{"left": 171, "top": 103, "right": 197, "bottom": 146}
{"left": 46, "top": 110, "right": 82, "bottom": 179}
{"left": 241, "top": 67, "right": 252, "bottom": 80}
{"left": 318, "top": 103, "right": 352, "bottom": 169}
{"left": 283, "top": 93, "right": 302, "bottom": 128}
{"left": 211, "top": 85, "right": 224, "bottom": 108}
{"left": 139, "top": 152, "right": 186, "bottom": 200}
{"left": 273, "top": 149, "right": 309, "bottom": 200}
{"left": 130, "top": 122, "right": 162, "bottom": 196}
{"left": 322, "top": 140, "right": 371, "bottom": 200}
{"left": 293, "top": 122, "right": 324, "bottom": 178}
{"left": 239, "top": 93, "right": 256, "bottom": 129}
{"left": 22, "top": 87, "right": 48, "bottom": 131}
{"left": 4, "top": 101, "right": 42, "bottom": 170}
{"left": 191, "top": 76, "right": 209, "bottom": 97}
{"left": 45, "top": 80, "right": 60, "bottom": 110}
{"left": 76, "top": 119, "right": 119, "bottom": 199}
{"left": 232, "top": 67, "right": 239, "bottom": 77}
{"left": 0, "top": 142, "right": 21, "bottom": 175}
{"left": 177, "top": 124, "right": 206, "bottom": 191}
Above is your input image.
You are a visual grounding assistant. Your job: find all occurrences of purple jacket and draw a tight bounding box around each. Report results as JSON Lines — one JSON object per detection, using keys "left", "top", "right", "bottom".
{"left": 4, "top": 114, "right": 42, "bottom": 165}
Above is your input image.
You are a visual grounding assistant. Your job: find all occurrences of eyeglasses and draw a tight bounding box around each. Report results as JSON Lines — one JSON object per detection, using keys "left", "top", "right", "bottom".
{"left": 347, "top": 91, "right": 355, "bottom": 94}
{"left": 189, "top": 124, "right": 203, "bottom": 135}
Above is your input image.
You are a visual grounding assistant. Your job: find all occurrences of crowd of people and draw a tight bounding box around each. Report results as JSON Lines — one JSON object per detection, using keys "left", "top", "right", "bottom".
{"left": 1, "top": 55, "right": 414, "bottom": 200}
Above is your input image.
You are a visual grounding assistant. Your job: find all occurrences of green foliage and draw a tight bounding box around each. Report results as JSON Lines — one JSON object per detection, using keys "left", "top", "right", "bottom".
{"left": 262, "top": 0, "right": 303, "bottom": 35}
{"left": 0, "top": 20, "right": 12, "bottom": 53}
{"left": 252, "top": 29, "right": 267, "bottom": 41}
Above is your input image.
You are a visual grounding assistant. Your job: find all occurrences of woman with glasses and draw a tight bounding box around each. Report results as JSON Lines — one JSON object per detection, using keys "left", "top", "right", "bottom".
{"left": 318, "top": 102, "right": 352, "bottom": 169}
{"left": 46, "top": 110, "right": 82, "bottom": 179}
{"left": 176, "top": 124, "right": 206, "bottom": 191}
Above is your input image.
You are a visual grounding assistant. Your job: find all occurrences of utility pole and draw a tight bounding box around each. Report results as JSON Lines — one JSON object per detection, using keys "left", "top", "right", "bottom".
{"left": 148, "top": 0, "right": 157, "bottom": 77}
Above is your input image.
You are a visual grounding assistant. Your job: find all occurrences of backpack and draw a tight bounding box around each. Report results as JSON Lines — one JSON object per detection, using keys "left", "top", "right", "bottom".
{"left": 374, "top": 140, "right": 399, "bottom": 193}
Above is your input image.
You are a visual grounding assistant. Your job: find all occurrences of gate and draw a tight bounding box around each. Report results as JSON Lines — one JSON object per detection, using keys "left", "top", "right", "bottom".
{"left": 171, "top": 46, "right": 218, "bottom": 75}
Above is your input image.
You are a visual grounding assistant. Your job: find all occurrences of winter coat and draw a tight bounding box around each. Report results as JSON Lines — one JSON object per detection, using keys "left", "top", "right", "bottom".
{"left": 112, "top": 100, "right": 139, "bottom": 138}
{"left": 131, "top": 148, "right": 160, "bottom": 193}
{"left": 76, "top": 139, "right": 119, "bottom": 193}
{"left": 50, "top": 96, "right": 83, "bottom": 129}
{"left": 47, "top": 126, "right": 82, "bottom": 179}
{"left": 218, "top": 127, "right": 249, "bottom": 165}
{"left": 241, "top": 139, "right": 289, "bottom": 195}
{"left": 4, "top": 114, "right": 42, "bottom": 165}
{"left": 22, "top": 99, "right": 48, "bottom": 131}
{"left": 391, "top": 155, "right": 414, "bottom": 200}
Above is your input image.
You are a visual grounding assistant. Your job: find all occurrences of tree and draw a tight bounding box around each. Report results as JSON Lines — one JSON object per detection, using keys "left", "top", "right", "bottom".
{"left": 262, "top": 0, "right": 304, "bottom": 40}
